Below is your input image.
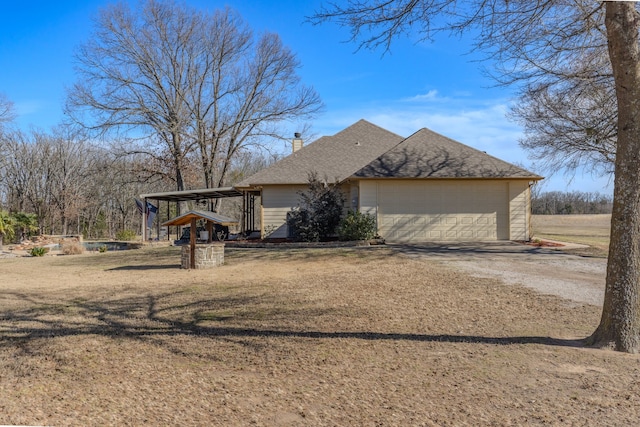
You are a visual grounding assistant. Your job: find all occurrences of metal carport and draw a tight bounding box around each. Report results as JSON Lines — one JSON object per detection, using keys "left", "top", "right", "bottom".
{"left": 139, "top": 187, "right": 258, "bottom": 241}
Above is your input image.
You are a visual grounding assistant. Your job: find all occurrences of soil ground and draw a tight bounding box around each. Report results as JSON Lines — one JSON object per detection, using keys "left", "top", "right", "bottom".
{"left": 393, "top": 241, "right": 607, "bottom": 306}
{"left": 1, "top": 234, "right": 639, "bottom": 426}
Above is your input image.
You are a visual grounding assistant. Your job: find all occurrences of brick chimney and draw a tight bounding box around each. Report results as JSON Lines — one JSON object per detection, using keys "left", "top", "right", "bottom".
{"left": 292, "top": 133, "right": 303, "bottom": 153}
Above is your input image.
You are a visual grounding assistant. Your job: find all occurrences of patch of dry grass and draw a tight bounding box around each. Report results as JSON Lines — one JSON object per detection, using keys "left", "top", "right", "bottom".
{"left": 532, "top": 214, "right": 611, "bottom": 257}
{"left": 61, "top": 241, "right": 85, "bottom": 255}
{"left": 1, "top": 245, "right": 639, "bottom": 425}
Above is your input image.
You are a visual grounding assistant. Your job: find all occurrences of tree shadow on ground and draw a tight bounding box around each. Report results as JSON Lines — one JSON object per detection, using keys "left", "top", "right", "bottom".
{"left": 390, "top": 242, "right": 567, "bottom": 258}
{"left": 225, "top": 242, "right": 589, "bottom": 264}
{"left": 0, "top": 290, "right": 587, "bottom": 360}
{"left": 107, "top": 264, "right": 181, "bottom": 271}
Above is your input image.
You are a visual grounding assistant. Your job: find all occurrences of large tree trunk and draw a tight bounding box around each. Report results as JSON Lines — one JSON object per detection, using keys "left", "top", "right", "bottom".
{"left": 589, "top": 2, "right": 640, "bottom": 353}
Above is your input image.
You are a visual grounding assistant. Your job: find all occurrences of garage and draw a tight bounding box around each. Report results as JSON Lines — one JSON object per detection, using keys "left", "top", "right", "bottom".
{"left": 375, "top": 180, "right": 509, "bottom": 242}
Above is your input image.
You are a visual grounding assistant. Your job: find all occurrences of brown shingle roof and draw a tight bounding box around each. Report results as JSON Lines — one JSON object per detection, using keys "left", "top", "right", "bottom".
{"left": 353, "top": 128, "right": 542, "bottom": 179}
{"left": 236, "top": 119, "right": 404, "bottom": 187}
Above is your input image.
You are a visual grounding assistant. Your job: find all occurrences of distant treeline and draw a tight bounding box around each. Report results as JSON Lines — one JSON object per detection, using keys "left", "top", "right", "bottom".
{"left": 532, "top": 190, "right": 613, "bottom": 215}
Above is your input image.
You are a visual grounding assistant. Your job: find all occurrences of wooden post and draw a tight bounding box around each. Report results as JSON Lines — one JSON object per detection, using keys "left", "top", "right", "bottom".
{"left": 190, "top": 217, "right": 196, "bottom": 269}
{"left": 206, "top": 221, "right": 213, "bottom": 243}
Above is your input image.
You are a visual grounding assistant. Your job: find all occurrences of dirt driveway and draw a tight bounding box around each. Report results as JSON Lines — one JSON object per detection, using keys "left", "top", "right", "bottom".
{"left": 391, "top": 242, "right": 607, "bottom": 307}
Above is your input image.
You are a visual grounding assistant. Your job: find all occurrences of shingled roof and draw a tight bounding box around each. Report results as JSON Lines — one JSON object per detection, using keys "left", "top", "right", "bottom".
{"left": 353, "top": 128, "right": 541, "bottom": 180}
{"left": 236, "top": 119, "right": 404, "bottom": 187}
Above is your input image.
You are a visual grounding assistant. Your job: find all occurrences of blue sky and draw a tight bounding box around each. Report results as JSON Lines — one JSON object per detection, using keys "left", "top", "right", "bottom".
{"left": 0, "top": 0, "right": 612, "bottom": 193}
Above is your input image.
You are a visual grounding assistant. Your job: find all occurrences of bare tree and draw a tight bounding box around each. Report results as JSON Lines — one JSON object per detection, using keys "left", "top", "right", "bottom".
{"left": 592, "top": 2, "right": 640, "bottom": 353}
{"left": 186, "top": 8, "right": 322, "bottom": 196}
{"left": 507, "top": 12, "right": 616, "bottom": 177}
{"left": 68, "top": 0, "right": 201, "bottom": 191}
{"left": 0, "top": 93, "right": 15, "bottom": 126}
{"left": 86, "top": 151, "right": 158, "bottom": 238}
{"left": 532, "top": 190, "right": 612, "bottom": 215}
{"left": 512, "top": 76, "right": 617, "bottom": 176}
{"left": 68, "top": 0, "right": 321, "bottom": 195}
{"left": 313, "top": 0, "right": 640, "bottom": 353}
{"left": 1, "top": 121, "right": 166, "bottom": 239}
{"left": 45, "top": 127, "right": 98, "bottom": 235}
{"left": 0, "top": 126, "right": 98, "bottom": 235}
{"left": 0, "top": 94, "right": 16, "bottom": 205}
{"left": 0, "top": 129, "right": 46, "bottom": 217}
{"left": 313, "top": 1, "right": 613, "bottom": 173}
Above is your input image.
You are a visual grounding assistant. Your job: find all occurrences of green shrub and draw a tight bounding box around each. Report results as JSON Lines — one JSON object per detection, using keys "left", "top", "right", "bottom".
{"left": 287, "top": 208, "right": 320, "bottom": 242}
{"left": 116, "top": 229, "right": 137, "bottom": 241}
{"left": 29, "top": 246, "right": 48, "bottom": 257}
{"left": 338, "top": 210, "right": 377, "bottom": 241}
{"left": 287, "top": 172, "right": 345, "bottom": 242}
{"left": 98, "top": 245, "right": 108, "bottom": 253}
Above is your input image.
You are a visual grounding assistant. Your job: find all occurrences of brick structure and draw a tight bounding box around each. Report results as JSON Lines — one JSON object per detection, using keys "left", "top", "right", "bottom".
{"left": 181, "top": 243, "right": 225, "bottom": 269}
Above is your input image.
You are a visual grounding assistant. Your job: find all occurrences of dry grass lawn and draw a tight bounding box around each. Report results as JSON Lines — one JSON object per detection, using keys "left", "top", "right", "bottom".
{"left": 532, "top": 214, "right": 611, "bottom": 257}
{"left": 1, "top": 244, "right": 639, "bottom": 426}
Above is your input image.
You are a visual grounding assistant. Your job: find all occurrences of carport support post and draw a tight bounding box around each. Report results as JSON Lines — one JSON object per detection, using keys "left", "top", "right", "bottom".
{"left": 156, "top": 199, "right": 160, "bottom": 240}
{"left": 141, "top": 198, "right": 147, "bottom": 242}
{"left": 190, "top": 217, "right": 196, "bottom": 269}
{"left": 241, "top": 193, "right": 246, "bottom": 235}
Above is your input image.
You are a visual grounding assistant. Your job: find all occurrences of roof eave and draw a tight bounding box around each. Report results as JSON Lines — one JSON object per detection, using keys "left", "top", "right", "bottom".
{"left": 141, "top": 187, "right": 242, "bottom": 202}
{"left": 349, "top": 175, "right": 544, "bottom": 180}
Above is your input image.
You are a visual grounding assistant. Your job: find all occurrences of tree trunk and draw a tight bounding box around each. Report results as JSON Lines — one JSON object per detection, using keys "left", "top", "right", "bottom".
{"left": 62, "top": 215, "right": 68, "bottom": 236}
{"left": 589, "top": 2, "right": 640, "bottom": 353}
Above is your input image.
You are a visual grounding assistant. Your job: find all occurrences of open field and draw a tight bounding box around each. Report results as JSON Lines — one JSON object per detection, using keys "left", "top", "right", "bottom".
{"left": 532, "top": 214, "right": 611, "bottom": 257}
{"left": 1, "top": 245, "right": 639, "bottom": 425}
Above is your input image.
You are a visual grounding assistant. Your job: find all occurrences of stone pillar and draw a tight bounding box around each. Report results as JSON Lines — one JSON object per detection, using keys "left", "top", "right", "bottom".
{"left": 181, "top": 243, "right": 225, "bottom": 269}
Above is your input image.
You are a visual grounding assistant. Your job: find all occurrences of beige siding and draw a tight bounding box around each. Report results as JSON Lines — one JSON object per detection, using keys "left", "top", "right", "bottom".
{"left": 359, "top": 181, "right": 379, "bottom": 218}
{"left": 509, "top": 181, "right": 530, "bottom": 241}
{"left": 261, "top": 184, "right": 351, "bottom": 238}
{"left": 349, "top": 183, "right": 359, "bottom": 210}
{"left": 371, "top": 180, "right": 512, "bottom": 242}
{"left": 261, "top": 185, "right": 306, "bottom": 238}
{"left": 261, "top": 180, "right": 532, "bottom": 241}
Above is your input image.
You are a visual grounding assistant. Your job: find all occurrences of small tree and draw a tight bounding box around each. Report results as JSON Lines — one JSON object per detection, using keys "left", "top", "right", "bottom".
{"left": 0, "top": 210, "right": 15, "bottom": 250}
{"left": 287, "top": 208, "right": 318, "bottom": 242}
{"left": 287, "top": 172, "right": 344, "bottom": 242}
{"left": 12, "top": 212, "right": 38, "bottom": 241}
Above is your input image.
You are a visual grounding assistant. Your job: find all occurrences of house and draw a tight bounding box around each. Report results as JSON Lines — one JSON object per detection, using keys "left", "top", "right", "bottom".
{"left": 235, "top": 119, "right": 542, "bottom": 242}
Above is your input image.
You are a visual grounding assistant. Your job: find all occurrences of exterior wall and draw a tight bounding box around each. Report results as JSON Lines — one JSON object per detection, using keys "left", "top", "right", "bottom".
{"left": 359, "top": 180, "right": 379, "bottom": 219}
{"left": 508, "top": 181, "right": 531, "bottom": 241}
{"left": 261, "top": 185, "right": 307, "bottom": 238}
{"left": 259, "top": 179, "right": 533, "bottom": 241}
{"left": 358, "top": 179, "right": 532, "bottom": 242}
{"left": 260, "top": 183, "right": 352, "bottom": 239}
{"left": 349, "top": 183, "right": 360, "bottom": 210}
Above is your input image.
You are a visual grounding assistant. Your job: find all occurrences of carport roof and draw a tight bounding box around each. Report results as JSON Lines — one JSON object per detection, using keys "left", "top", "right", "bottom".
{"left": 140, "top": 187, "right": 242, "bottom": 202}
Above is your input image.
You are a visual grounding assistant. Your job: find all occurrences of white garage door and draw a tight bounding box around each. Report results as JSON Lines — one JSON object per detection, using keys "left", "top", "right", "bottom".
{"left": 377, "top": 181, "right": 509, "bottom": 242}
